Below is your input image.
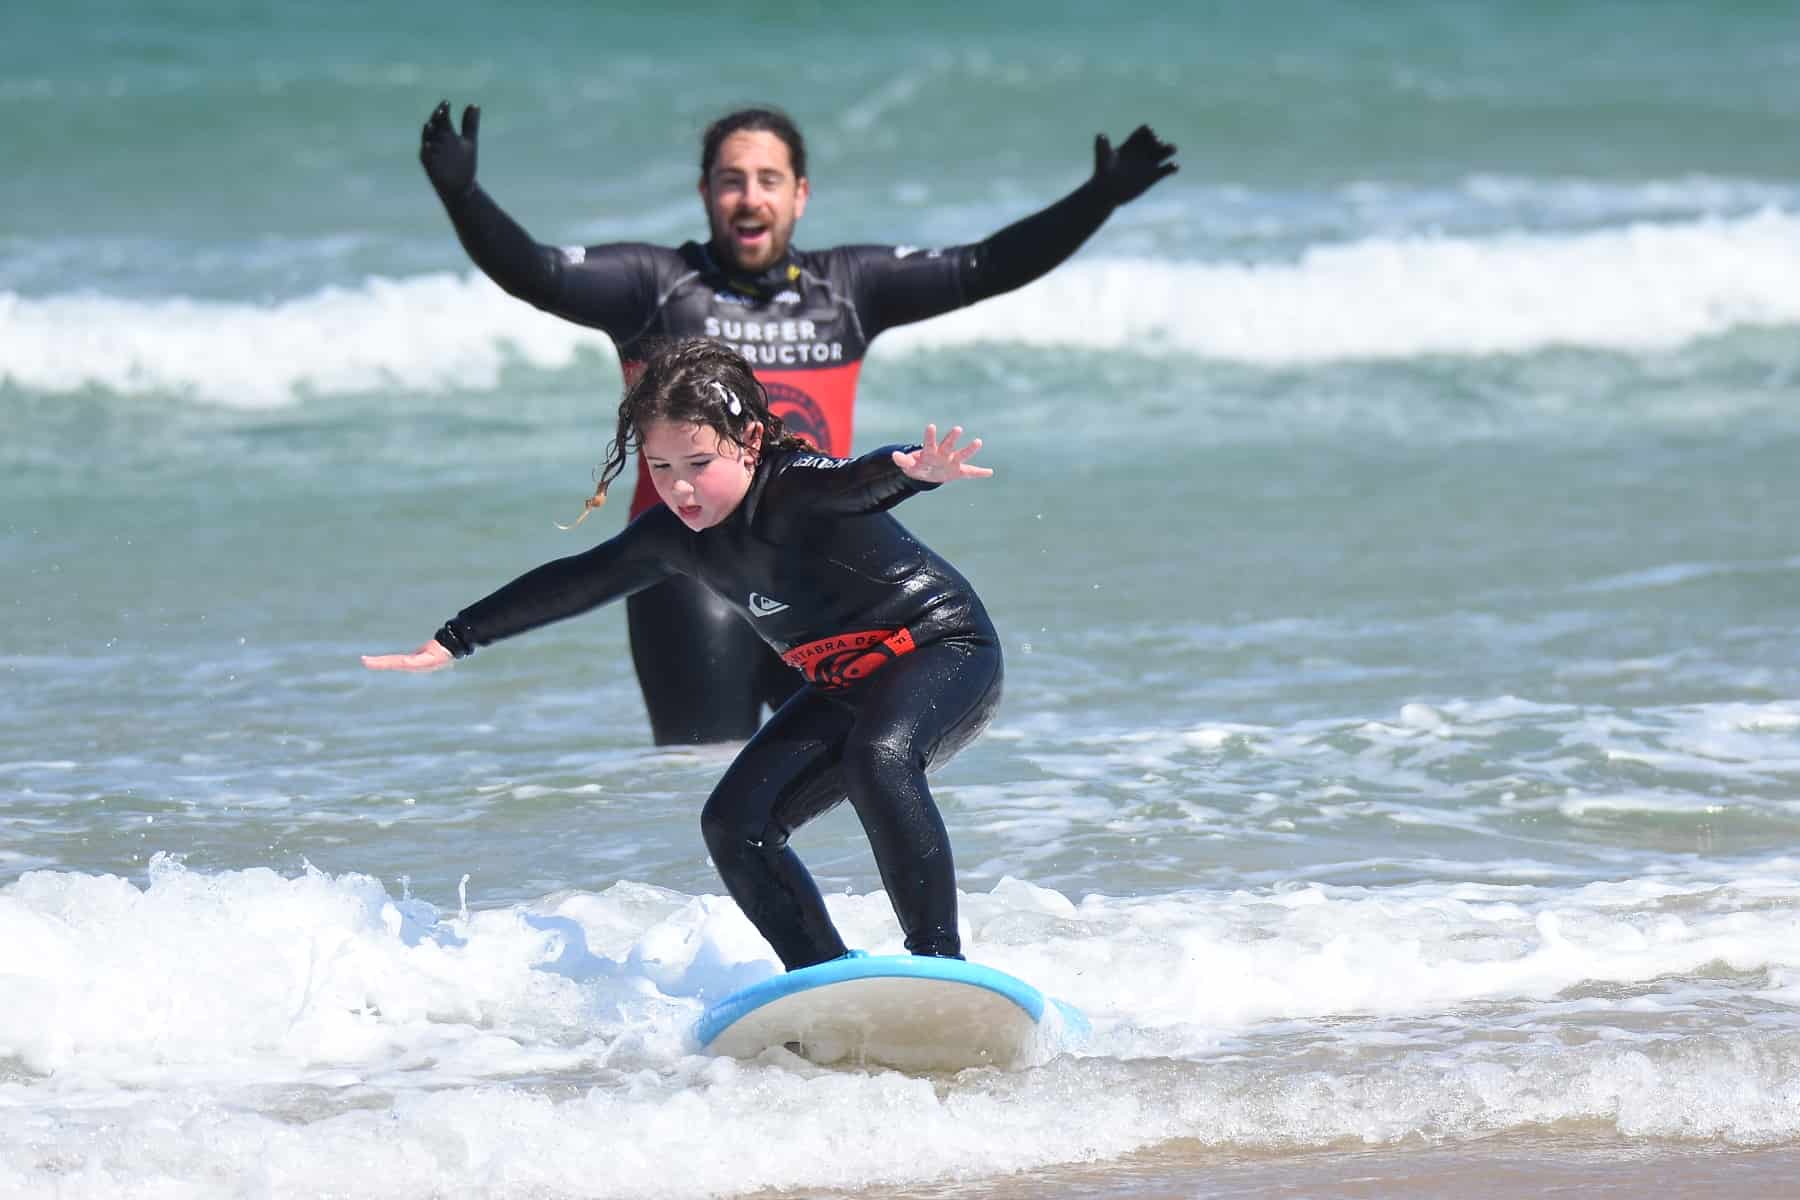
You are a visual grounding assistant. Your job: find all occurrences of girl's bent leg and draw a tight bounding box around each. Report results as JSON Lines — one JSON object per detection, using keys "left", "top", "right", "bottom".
{"left": 701, "top": 690, "right": 855, "bottom": 970}
{"left": 842, "top": 639, "right": 1003, "bottom": 960}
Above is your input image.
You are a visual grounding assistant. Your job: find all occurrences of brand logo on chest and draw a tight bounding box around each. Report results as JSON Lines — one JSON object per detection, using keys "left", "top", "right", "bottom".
{"left": 747, "top": 593, "right": 790, "bottom": 618}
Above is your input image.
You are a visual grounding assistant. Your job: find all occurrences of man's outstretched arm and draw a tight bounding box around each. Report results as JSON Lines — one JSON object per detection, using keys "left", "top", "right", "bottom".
{"left": 421, "top": 101, "right": 567, "bottom": 305}
{"left": 962, "top": 124, "right": 1179, "bottom": 303}
{"left": 857, "top": 125, "right": 1178, "bottom": 332}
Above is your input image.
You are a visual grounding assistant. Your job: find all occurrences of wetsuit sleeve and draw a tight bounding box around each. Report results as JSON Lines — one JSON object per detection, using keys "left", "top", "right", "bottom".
{"left": 760, "top": 446, "right": 939, "bottom": 520}
{"left": 432, "top": 514, "right": 685, "bottom": 658}
{"left": 958, "top": 177, "right": 1116, "bottom": 303}
{"left": 434, "top": 185, "right": 663, "bottom": 336}
{"left": 850, "top": 177, "right": 1118, "bottom": 336}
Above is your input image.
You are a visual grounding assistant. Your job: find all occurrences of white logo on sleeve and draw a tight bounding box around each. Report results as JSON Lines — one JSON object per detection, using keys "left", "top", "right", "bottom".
{"left": 748, "top": 593, "right": 790, "bottom": 618}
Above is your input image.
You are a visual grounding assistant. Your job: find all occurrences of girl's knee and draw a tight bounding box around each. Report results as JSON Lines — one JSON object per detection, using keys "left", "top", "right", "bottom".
{"left": 701, "top": 799, "right": 786, "bottom": 860}
{"left": 701, "top": 796, "right": 750, "bottom": 851}
{"left": 841, "top": 728, "right": 919, "bottom": 790}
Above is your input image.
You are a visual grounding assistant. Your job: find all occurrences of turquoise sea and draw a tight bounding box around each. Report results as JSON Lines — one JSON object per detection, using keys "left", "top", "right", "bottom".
{"left": 6, "top": 2, "right": 1800, "bottom": 1196}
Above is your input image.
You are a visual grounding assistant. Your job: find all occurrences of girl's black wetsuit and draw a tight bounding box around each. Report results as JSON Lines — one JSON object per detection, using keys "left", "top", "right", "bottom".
{"left": 432, "top": 444, "right": 1002, "bottom": 969}
{"left": 435, "top": 175, "right": 1119, "bottom": 744}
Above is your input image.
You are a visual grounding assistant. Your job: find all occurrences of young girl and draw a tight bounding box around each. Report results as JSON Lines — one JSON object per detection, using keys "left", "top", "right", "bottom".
{"left": 363, "top": 337, "right": 1001, "bottom": 970}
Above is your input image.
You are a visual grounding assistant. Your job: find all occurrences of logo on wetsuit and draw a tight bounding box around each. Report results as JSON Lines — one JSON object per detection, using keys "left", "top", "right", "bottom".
{"left": 700, "top": 316, "right": 844, "bottom": 367}
{"left": 760, "top": 381, "right": 831, "bottom": 449}
{"left": 747, "top": 592, "right": 790, "bottom": 618}
{"left": 780, "top": 628, "right": 916, "bottom": 689}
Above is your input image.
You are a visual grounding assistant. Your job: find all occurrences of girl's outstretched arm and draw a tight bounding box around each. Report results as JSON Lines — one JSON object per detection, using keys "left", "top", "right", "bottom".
{"left": 360, "top": 514, "right": 683, "bottom": 673}
{"left": 891, "top": 424, "right": 994, "bottom": 484}
{"left": 362, "top": 640, "right": 454, "bottom": 673}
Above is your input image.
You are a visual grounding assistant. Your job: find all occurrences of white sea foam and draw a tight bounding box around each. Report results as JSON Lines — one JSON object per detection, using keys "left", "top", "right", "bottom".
{"left": 2, "top": 855, "right": 1796, "bottom": 1199}
{"left": 1573, "top": 555, "right": 1800, "bottom": 594}
{"left": 0, "top": 274, "right": 617, "bottom": 410}
{"left": 5, "top": 210, "right": 1800, "bottom": 408}
{"left": 10, "top": 858, "right": 1795, "bottom": 1061}
{"left": 883, "top": 208, "right": 1800, "bottom": 362}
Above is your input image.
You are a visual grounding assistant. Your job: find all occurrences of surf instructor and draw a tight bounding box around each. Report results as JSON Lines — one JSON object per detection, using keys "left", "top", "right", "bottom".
{"left": 420, "top": 100, "right": 1176, "bottom": 745}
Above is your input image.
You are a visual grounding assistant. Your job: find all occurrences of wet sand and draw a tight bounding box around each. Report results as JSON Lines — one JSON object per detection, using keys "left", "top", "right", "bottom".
{"left": 806, "top": 1133, "right": 1800, "bottom": 1199}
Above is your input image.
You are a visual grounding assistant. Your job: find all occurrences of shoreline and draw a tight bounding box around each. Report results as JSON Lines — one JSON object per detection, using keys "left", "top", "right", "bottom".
{"left": 808, "top": 1134, "right": 1800, "bottom": 1200}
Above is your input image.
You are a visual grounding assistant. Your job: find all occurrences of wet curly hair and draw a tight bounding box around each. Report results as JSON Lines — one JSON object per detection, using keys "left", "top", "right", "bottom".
{"left": 564, "top": 337, "right": 807, "bottom": 526}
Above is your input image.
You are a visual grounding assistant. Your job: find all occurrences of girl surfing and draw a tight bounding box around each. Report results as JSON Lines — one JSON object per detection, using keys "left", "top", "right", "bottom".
{"left": 364, "top": 337, "right": 1001, "bottom": 970}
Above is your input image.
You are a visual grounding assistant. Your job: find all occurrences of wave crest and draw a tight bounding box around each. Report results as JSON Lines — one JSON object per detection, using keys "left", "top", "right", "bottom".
{"left": 4, "top": 210, "right": 1798, "bottom": 407}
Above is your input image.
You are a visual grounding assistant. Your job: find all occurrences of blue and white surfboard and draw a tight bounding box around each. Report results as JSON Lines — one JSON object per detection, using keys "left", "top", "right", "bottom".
{"left": 696, "top": 952, "right": 1089, "bottom": 1071}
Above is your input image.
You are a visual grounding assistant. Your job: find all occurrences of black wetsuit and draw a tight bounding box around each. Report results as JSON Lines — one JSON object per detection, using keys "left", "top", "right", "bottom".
{"left": 434, "top": 174, "right": 1117, "bottom": 744}
{"left": 433, "top": 443, "right": 1002, "bottom": 969}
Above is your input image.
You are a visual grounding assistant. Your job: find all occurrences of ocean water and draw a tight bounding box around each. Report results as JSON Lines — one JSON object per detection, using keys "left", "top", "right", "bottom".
{"left": 6, "top": 2, "right": 1800, "bottom": 1196}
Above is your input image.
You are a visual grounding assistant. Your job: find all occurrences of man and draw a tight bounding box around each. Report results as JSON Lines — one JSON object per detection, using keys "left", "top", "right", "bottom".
{"left": 420, "top": 100, "right": 1176, "bottom": 745}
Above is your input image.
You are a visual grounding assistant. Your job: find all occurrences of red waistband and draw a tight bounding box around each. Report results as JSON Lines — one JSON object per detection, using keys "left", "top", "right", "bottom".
{"left": 779, "top": 627, "right": 916, "bottom": 689}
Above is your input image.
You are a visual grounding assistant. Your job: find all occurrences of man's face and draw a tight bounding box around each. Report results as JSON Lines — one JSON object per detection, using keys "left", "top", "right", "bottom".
{"left": 700, "top": 130, "right": 810, "bottom": 274}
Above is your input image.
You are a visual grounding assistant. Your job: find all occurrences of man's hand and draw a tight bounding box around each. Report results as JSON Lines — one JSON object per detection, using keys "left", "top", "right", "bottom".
{"left": 420, "top": 100, "right": 481, "bottom": 197}
{"left": 1091, "top": 125, "right": 1178, "bottom": 205}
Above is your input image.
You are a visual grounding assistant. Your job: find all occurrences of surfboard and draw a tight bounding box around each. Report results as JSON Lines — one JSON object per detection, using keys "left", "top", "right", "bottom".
{"left": 695, "top": 952, "right": 1089, "bottom": 1072}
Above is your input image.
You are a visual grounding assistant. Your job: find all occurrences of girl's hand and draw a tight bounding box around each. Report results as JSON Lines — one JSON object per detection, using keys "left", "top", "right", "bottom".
{"left": 362, "top": 640, "right": 454, "bottom": 673}
{"left": 893, "top": 424, "right": 994, "bottom": 484}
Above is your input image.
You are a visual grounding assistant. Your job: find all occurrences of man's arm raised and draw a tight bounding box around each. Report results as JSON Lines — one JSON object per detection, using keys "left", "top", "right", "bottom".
{"left": 961, "top": 124, "right": 1178, "bottom": 303}
{"left": 420, "top": 100, "right": 571, "bottom": 306}
{"left": 855, "top": 124, "right": 1178, "bottom": 334}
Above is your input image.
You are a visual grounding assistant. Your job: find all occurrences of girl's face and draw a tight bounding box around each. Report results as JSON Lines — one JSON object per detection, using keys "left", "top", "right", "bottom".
{"left": 640, "top": 419, "right": 761, "bottom": 531}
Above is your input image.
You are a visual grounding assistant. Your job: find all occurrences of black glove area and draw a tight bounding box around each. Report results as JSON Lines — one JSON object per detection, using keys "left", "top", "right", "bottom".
{"left": 1090, "top": 124, "right": 1178, "bottom": 206}
{"left": 420, "top": 100, "right": 482, "bottom": 198}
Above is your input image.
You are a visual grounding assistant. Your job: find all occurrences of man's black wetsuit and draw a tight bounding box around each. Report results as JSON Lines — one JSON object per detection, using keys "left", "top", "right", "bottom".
{"left": 433, "top": 443, "right": 1002, "bottom": 969}
{"left": 433, "top": 174, "right": 1119, "bottom": 744}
